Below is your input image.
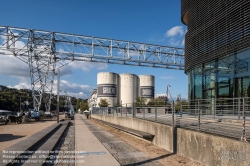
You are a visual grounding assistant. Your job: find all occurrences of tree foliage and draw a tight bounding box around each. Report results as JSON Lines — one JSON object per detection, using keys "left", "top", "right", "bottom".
{"left": 0, "top": 85, "right": 82, "bottom": 112}
{"left": 175, "top": 99, "right": 188, "bottom": 111}
{"left": 98, "top": 98, "right": 109, "bottom": 107}
{"left": 147, "top": 97, "right": 163, "bottom": 106}
{"left": 135, "top": 97, "right": 146, "bottom": 106}
{"left": 81, "top": 100, "right": 89, "bottom": 111}
{"left": 76, "top": 98, "right": 81, "bottom": 111}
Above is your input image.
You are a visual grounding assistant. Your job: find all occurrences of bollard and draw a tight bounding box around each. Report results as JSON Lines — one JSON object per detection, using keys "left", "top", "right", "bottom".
{"left": 180, "top": 105, "right": 182, "bottom": 118}
{"left": 155, "top": 103, "right": 157, "bottom": 122}
{"left": 241, "top": 98, "right": 247, "bottom": 142}
{"left": 143, "top": 107, "right": 145, "bottom": 119}
{"left": 214, "top": 99, "right": 216, "bottom": 119}
{"left": 126, "top": 104, "right": 127, "bottom": 117}
{"left": 172, "top": 101, "right": 175, "bottom": 127}
{"left": 121, "top": 105, "right": 123, "bottom": 117}
{"left": 132, "top": 103, "right": 135, "bottom": 118}
{"left": 238, "top": 98, "right": 240, "bottom": 120}
{"left": 198, "top": 100, "right": 200, "bottom": 131}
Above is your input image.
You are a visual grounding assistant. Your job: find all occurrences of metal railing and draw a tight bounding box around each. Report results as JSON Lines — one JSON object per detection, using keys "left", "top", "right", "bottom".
{"left": 91, "top": 98, "right": 250, "bottom": 142}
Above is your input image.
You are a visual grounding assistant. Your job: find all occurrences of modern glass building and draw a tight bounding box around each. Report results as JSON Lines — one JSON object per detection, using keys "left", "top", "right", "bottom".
{"left": 181, "top": 1, "right": 250, "bottom": 100}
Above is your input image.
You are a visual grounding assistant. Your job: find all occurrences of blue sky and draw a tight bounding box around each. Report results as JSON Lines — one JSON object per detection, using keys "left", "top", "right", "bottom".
{"left": 0, "top": 0, "right": 187, "bottom": 99}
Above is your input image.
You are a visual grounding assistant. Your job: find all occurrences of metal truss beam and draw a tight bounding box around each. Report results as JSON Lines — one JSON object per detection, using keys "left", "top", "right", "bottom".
{"left": 0, "top": 25, "right": 185, "bottom": 111}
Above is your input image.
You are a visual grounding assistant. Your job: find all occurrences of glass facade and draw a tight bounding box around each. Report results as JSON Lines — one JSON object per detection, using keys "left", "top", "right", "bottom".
{"left": 182, "top": 1, "right": 250, "bottom": 100}
{"left": 188, "top": 48, "right": 250, "bottom": 100}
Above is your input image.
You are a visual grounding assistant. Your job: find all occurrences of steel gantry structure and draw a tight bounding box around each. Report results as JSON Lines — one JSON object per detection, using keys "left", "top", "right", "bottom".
{"left": 0, "top": 25, "right": 185, "bottom": 112}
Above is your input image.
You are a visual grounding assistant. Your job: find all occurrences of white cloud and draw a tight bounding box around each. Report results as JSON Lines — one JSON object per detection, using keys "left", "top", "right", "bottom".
{"left": 169, "top": 38, "right": 181, "bottom": 47}
{"left": 165, "top": 26, "right": 184, "bottom": 37}
{"left": 0, "top": 56, "right": 108, "bottom": 78}
{"left": 0, "top": 33, "right": 102, "bottom": 100}
{"left": 8, "top": 78, "right": 31, "bottom": 89}
{"left": 0, "top": 34, "right": 108, "bottom": 77}
{"left": 53, "top": 80, "right": 94, "bottom": 99}
{"left": 8, "top": 78, "right": 94, "bottom": 99}
{"left": 0, "top": 54, "right": 108, "bottom": 78}
{"left": 159, "top": 76, "right": 174, "bottom": 80}
{"left": 67, "top": 61, "right": 107, "bottom": 73}
{"left": 164, "top": 26, "right": 186, "bottom": 47}
{"left": 182, "top": 38, "right": 185, "bottom": 46}
{"left": 0, "top": 55, "right": 30, "bottom": 77}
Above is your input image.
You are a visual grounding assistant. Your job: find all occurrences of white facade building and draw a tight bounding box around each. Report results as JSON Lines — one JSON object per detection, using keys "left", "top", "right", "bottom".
{"left": 88, "top": 89, "right": 97, "bottom": 111}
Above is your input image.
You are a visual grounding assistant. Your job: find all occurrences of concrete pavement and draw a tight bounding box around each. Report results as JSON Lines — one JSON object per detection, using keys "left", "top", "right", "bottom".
{"left": 75, "top": 114, "right": 120, "bottom": 166}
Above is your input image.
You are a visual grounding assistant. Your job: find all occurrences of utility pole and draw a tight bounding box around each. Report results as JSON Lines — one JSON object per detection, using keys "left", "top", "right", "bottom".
{"left": 80, "top": 101, "right": 82, "bottom": 113}
{"left": 177, "top": 94, "right": 181, "bottom": 112}
{"left": 166, "top": 82, "right": 171, "bottom": 114}
{"left": 64, "top": 90, "right": 68, "bottom": 112}
{"left": 20, "top": 96, "right": 21, "bottom": 113}
{"left": 166, "top": 82, "right": 170, "bottom": 100}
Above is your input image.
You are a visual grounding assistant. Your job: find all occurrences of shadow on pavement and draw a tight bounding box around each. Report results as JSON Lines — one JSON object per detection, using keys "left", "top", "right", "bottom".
{"left": 0, "top": 134, "right": 25, "bottom": 142}
{"left": 123, "top": 153, "right": 175, "bottom": 166}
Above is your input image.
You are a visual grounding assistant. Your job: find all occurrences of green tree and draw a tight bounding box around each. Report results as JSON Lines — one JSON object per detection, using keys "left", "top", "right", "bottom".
{"left": 114, "top": 102, "right": 121, "bottom": 107}
{"left": 135, "top": 97, "right": 146, "bottom": 106}
{"left": 175, "top": 99, "right": 188, "bottom": 111}
{"left": 181, "top": 99, "right": 189, "bottom": 110}
{"left": 146, "top": 97, "right": 166, "bottom": 106}
{"left": 76, "top": 98, "right": 81, "bottom": 111}
{"left": 0, "top": 85, "right": 84, "bottom": 112}
{"left": 81, "top": 100, "right": 89, "bottom": 111}
{"left": 98, "top": 98, "right": 109, "bottom": 107}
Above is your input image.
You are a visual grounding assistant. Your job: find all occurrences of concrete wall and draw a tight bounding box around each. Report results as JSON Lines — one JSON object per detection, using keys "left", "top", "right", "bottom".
{"left": 92, "top": 115, "right": 250, "bottom": 166}
{"left": 177, "top": 128, "right": 250, "bottom": 166}
{"left": 92, "top": 114, "right": 173, "bottom": 152}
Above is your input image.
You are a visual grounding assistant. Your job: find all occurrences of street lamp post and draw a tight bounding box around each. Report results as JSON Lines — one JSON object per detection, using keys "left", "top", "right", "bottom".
{"left": 91, "top": 97, "right": 96, "bottom": 117}
{"left": 64, "top": 90, "right": 68, "bottom": 111}
{"left": 91, "top": 98, "right": 96, "bottom": 114}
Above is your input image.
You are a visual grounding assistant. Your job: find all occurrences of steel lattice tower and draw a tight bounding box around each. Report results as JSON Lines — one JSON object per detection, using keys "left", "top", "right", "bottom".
{"left": 0, "top": 26, "right": 185, "bottom": 112}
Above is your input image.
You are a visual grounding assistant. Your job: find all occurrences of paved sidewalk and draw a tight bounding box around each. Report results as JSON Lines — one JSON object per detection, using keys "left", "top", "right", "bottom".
{"left": 75, "top": 114, "right": 120, "bottom": 166}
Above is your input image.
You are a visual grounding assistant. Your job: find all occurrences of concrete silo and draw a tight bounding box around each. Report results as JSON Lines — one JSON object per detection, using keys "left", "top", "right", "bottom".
{"left": 138, "top": 75, "right": 155, "bottom": 102}
{"left": 119, "top": 73, "right": 139, "bottom": 107}
{"left": 97, "top": 72, "right": 119, "bottom": 107}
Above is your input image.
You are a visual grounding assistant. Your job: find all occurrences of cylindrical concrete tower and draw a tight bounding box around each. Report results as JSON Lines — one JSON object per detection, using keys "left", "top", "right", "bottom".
{"left": 138, "top": 75, "right": 155, "bottom": 102}
{"left": 97, "top": 72, "right": 119, "bottom": 107}
{"left": 119, "top": 73, "right": 139, "bottom": 107}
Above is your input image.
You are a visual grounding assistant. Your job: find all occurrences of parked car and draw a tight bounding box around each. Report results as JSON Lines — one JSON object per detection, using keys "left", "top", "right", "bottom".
{"left": 27, "top": 109, "right": 41, "bottom": 121}
{"left": 44, "top": 111, "right": 55, "bottom": 117}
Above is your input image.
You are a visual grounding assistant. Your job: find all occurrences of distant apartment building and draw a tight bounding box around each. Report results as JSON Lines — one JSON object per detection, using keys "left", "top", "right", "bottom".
{"left": 87, "top": 89, "right": 97, "bottom": 110}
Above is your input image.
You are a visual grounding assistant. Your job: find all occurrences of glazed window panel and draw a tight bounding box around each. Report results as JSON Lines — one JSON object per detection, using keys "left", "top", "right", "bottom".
{"left": 217, "top": 55, "right": 234, "bottom": 98}
{"left": 189, "top": 66, "right": 202, "bottom": 100}
{"left": 235, "top": 48, "right": 250, "bottom": 77}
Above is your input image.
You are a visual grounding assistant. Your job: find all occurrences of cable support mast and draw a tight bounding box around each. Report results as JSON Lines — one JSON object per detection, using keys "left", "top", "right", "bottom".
{"left": 0, "top": 25, "right": 185, "bottom": 112}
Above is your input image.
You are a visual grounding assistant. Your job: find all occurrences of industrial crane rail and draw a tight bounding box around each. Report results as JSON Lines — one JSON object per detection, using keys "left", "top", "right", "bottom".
{"left": 0, "top": 25, "right": 185, "bottom": 112}
{"left": 0, "top": 26, "right": 184, "bottom": 69}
